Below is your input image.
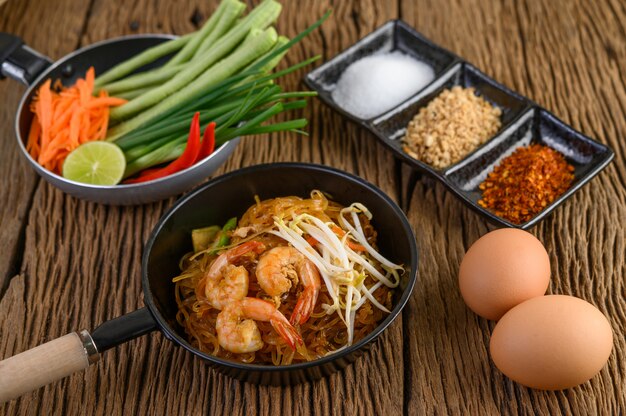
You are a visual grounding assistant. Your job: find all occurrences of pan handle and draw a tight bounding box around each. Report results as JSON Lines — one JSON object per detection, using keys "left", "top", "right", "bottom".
{"left": 90, "top": 307, "right": 159, "bottom": 351}
{"left": 0, "top": 307, "right": 158, "bottom": 403}
{"left": 0, "top": 33, "right": 52, "bottom": 85}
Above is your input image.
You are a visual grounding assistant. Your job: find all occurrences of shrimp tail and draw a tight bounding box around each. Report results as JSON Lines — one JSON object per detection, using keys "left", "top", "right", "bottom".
{"left": 270, "top": 318, "right": 303, "bottom": 350}
{"left": 230, "top": 240, "right": 266, "bottom": 257}
{"left": 290, "top": 286, "right": 319, "bottom": 325}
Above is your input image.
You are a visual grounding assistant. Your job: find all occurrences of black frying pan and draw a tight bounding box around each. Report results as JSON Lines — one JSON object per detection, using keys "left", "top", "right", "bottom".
{"left": 0, "top": 163, "right": 418, "bottom": 402}
{"left": 0, "top": 32, "right": 242, "bottom": 205}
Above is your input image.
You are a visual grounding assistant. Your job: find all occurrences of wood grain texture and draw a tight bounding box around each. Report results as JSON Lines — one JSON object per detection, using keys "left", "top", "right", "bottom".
{"left": 0, "top": 0, "right": 624, "bottom": 414}
{"left": 0, "top": 0, "right": 92, "bottom": 294}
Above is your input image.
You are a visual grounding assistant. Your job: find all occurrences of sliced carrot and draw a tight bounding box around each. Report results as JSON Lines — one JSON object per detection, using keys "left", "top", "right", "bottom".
{"left": 38, "top": 79, "right": 52, "bottom": 148}
{"left": 69, "top": 108, "right": 83, "bottom": 147}
{"left": 346, "top": 240, "right": 366, "bottom": 252}
{"left": 26, "top": 66, "right": 127, "bottom": 174}
{"left": 80, "top": 109, "right": 91, "bottom": 144}
{"left": 50, "top": 102, "right": 78, "bottom": 136}
{"left": 85, "top": 67, "right": 95, "bottom": 94}
{"left": 98, "top": 106, "right": 110, "bottom": 140}
{"left": 330, "top": 225, "right": 366, "bottom": 251}
{"left": 26, "top": 117, "right": 41, "bottom": 158}
{"left": 85, "top": 96, "right": 128, "bottom": 109}
{"left": 51, "top": 97, "right": 73, "bottom": 126}
{"left": 87, "top": 111, "right": 103, "bottom": 139}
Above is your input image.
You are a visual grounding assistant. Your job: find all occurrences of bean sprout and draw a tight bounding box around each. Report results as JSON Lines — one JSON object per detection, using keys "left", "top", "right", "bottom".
{"left": 270, "top": 203, "right": 404, "bottom": 347}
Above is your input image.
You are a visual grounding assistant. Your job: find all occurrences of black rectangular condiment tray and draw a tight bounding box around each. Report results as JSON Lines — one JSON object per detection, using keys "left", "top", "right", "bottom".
{"left": 304, "top": 20, "right": 614, "bottom": 229}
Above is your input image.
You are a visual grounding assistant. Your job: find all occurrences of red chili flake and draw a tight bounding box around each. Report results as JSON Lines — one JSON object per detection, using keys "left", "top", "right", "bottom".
{"left": 478, "top": 144, "right": 575, "bottom": 224}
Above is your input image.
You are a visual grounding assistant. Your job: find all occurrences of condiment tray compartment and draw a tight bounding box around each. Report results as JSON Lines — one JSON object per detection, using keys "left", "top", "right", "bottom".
{"left": 369, "top": 62, "right": 530, "bottom": 170}
{"left": 304, "top": 20, "right": 458, "bottom": 122}
{"left": 305, "top": 19, "right": 615, "bottom": 229}
{"left": 444, "top": 108, "right": 615, "bottom": 228}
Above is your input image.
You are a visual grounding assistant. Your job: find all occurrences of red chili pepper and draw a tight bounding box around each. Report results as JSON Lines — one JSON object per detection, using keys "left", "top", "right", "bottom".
{"left": 197, "top": 121, "right": 216, "bottom": 161}
{"left": 135, "top": 167, "right": 161, "bottom": 178}
{"left": 125, "top": 112, "right": 201, "bottom": 184}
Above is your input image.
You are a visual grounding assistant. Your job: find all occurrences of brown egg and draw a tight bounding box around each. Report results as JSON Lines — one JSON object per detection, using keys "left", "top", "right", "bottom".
{"left": 490, "top": 295, "right": 613, "bottom": 390}
{"left": 459, "top": 228, "right": 550, "bottom": 320}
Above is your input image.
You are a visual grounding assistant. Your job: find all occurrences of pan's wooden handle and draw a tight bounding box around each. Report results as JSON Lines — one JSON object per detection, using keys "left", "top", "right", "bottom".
{"left": 0, "top": 330, "right": 99, "bottom": 403}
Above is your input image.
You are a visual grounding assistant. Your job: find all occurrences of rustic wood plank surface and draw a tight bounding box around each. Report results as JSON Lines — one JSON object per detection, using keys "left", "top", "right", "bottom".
{"left": 0, "top": 0, "right": 624, "bottom": 414}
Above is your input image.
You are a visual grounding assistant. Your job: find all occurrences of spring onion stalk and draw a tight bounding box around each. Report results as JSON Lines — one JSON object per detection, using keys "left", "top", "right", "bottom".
{"left": 208, "top": 119, "right": 309, "bottom": 149}
{"left": 118, "top": 101, "right": 243, "bottom": 150}
{"left": 191, "top": 0, "right": 247, "bottom": 60}
{"left": 237, "top": 35, "right": 289, "bottom": 82}
{"left": 101, "top": 64, "right": 186, "bottom": 95}
{"left": 242, "top": 9, "right": 330, "bottom": 77}
{"left": 124, "top": 113, "right": 308, "bottom": 178}
{"left": 272, "top": 91, "right": 317, "bottom": 100}
{"left": 123, "top": 97, "right": 309, "bottom": 167}
{"left": 123, "top": 133, "right": 181, "bottom": 162}
{"left": 110, "top": 0, "right": 281, "bottom": 121}
{"left": 107, "top": 26, "right": 278, "bottom": 140}
{"left": 168, "top": 54, "right": 317, "bottom": 120}
{"left": 122, "top": 85, "right": 280, "bottom": 155}
{"left": 115, "top": 84, "right": 308, "bottom": 150}
{"left": 178, "top": 39, "right": 321, "bottom": 114}
{"left": 94, "top": 33, "right": 194, "bottom": 88}
{"left": 170, "top": 70, "right": 264, "bottom": 117}
{"left": 233, "top": 119, "right": 308, "bottom": 135}
{"left": 118, "top": 84, "right": 312, "bottom": 163}
{"left": 216, "top": 116, "right": 308, "bottom": 144}
{"left": 214, "top": 217, "right": 238, "bottom": 250}
{"left": 124, "top": 134, "right": 187, "bottom": 177}
{"left": 200, "top": 54, "right": 319, "bottom": 107}
{"left": 116, "top": 96, "right": 253, "bottom": 150}
{"left": 216, "top": 101, "right": 283, "bottom": 138}
{"left": 267, "top": 205, "right": 403, "bottom": 347}
{"left": 217, "top": 85, "right": 280, "bottom": 131}
{"left": 122, "top": 102, "right": 297, "bottom": 166}
{"left": 164, "top": 0, "right": 242, "bottom": 68}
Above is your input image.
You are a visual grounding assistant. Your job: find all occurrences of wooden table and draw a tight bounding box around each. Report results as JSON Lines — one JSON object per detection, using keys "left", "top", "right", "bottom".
{"left": 1, "top": 0, "right": 624, "bottom": 414}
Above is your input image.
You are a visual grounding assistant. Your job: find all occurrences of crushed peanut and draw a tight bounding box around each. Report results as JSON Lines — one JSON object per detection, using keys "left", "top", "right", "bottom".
{"left": 401, "top": 86, "right": 502, "bottom": 169}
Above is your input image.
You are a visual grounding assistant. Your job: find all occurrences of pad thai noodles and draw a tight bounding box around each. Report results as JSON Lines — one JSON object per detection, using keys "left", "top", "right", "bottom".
{"left": 173, "top": 190, "right": 404, "bottom": 365}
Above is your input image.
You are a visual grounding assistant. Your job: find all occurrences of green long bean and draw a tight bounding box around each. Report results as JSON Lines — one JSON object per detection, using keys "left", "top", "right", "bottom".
{"left": 164, "top": 0, "right": 238, "bottom": 67}
{"left": 107, "top": 27, "right": 278, "bottom": 139}
{"left": 191, "top": 0, "right": 246, "bottom": 60}
{"left": 116, "top": 87, "right": 152, "bottom": 100}
{"left": 94, "top": 33, "right": 194, "bottom": 88}
{"left": 101, "top": 64, "right": 185, "bottom": 95}
{"left": 109, "top": 0, "right": 281, "bottom": 121}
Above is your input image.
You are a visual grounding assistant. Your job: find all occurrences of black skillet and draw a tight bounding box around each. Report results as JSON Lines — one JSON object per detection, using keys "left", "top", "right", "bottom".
{"left": 1, "top": 31, "right": 174, "bottom": 139}
{"left": 0, "top": 163, "right": 418, "bottom": 402}
{"left": 0, "top": 33, "right": 243, "bottom": 205}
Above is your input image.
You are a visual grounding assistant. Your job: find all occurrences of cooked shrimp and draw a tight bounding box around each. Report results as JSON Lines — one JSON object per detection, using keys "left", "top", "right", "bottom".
{"left": 202, "top": 240, "right": 265, "bottom": 309}
{"left": 256, "top": 246, "right": 321, "bottom": 325}
{"left": 290, "top": 259, "right": 322, "bottom": 325}
{"left": 216, "top": 297, "right": 303, "bottom": 353}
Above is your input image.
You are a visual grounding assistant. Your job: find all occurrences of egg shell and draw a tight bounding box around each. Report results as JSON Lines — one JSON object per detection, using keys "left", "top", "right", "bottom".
{"left": 459, "top": 228, "right": 550, "bottom": 320}
{"left": 490, "top": 295, "right": 613, "bottom": 390}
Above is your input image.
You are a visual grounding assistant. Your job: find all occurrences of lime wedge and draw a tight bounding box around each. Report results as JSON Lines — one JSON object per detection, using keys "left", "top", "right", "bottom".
{"left": 62, "top": 141, "right": 126, "bottom": 185}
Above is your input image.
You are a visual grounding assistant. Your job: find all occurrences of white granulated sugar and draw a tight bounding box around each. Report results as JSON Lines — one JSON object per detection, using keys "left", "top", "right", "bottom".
{"left": 331, "top": 51, "right": 435, "bottom": 119}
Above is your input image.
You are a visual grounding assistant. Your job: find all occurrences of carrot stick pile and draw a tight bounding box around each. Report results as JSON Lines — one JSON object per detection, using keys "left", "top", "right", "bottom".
{"left": 26, "top": 67, "right": 127, "bottom": 174}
